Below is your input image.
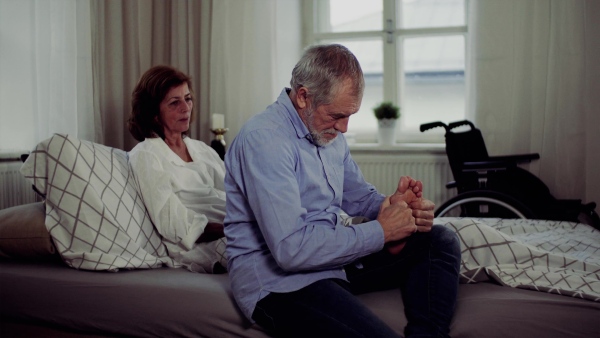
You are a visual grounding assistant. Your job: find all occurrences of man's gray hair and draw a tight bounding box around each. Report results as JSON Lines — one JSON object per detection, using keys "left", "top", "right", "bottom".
{"left": 290, "top": 44, "right": 364, "bottom": 108}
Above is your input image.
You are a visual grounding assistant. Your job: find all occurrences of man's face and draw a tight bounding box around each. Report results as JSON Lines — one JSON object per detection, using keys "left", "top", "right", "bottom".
{"left": 302, "top": 80, "right": 361, "bottom": 147}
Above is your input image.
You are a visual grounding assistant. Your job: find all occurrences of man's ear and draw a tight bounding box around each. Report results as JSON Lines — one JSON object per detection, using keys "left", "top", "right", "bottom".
{"left": 295, "top": 87, "right": 309, "bottom": 109}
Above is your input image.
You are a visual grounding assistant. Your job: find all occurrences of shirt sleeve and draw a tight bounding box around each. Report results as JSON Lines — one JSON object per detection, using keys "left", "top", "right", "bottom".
{"left": 232, "top": 129, "right": 384, "bottom": 272}
{"left": 129, "top": 148, "right": 208, "bottom": 251}
{"left": 340, "top": 145, "right": 385, "bottom": 221}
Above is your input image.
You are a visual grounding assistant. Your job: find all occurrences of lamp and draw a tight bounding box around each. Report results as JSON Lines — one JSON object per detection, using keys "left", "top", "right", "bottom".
{"left": 210, "top": 114, "right": 227, "bottom": 160}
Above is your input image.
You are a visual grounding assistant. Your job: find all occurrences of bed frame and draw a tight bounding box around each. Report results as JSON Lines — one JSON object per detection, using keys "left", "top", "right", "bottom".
{"left": 2, "top": 257, "right": 599, "bottom": 338}
{"left": 2, "top": 134, "right": 599, "bottom": 337}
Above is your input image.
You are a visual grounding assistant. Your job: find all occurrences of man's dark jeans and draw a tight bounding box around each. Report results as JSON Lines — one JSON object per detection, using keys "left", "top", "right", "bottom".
{"left": 252, "top": 225, "right": 461, "bottom": 338}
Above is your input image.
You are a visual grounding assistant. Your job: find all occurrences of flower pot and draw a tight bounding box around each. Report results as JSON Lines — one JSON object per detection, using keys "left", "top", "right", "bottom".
{"left": 377, "top": 118, "right": 397, "bottom": 145}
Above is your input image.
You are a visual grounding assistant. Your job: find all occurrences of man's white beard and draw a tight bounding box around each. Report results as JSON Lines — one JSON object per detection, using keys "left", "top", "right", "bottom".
{"left": 304, "top": 106, "right": 338, "bottom": 147}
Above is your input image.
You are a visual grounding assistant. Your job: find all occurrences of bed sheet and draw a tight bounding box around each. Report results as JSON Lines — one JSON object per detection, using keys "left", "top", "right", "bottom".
{"left": 440, "top": 217, "right": 600, "bottom": 302}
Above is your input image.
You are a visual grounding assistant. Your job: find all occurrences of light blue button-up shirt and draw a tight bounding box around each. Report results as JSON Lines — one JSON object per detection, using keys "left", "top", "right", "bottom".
{"left": 224, "top": 88, "right": 386, "bottom": 321}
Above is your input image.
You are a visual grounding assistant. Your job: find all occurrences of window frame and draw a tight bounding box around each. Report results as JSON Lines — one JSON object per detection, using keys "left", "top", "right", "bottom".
{"left": 302, "top": 0, "right": 470, "bottom": 145}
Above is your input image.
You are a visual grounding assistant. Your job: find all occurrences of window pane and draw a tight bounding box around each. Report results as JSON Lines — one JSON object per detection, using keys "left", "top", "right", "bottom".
{"left": 318, "top": 39, "right": 383, "bottom": 143}
{"left": 316, "top": 0, "right": 383, "bottom": 33}
{"left": 399, "top": 35, "right": 465, "bottom": 132}
{"left": 397, "top": 0, "right": 465, "bottom": 29}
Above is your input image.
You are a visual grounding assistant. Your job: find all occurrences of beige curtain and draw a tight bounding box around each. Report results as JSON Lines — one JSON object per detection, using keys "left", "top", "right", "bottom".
{"left": 91, "top": 0, "right": 212, "bottom": 151}
{"left": 469, "top": 0, "right": 600, "bottom": 206}
{"left": 209, "top": 0, "right": 302, "bottom": 145}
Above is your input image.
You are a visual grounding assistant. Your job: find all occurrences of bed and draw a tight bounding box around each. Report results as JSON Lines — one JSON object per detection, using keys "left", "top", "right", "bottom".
{"left": 1, "top": 134, "right": 599, "bottom": 338}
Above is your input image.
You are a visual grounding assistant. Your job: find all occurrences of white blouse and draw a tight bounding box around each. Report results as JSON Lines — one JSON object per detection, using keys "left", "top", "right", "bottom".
{"left": 128, "top": 137, "right": 226, "bottom": 261}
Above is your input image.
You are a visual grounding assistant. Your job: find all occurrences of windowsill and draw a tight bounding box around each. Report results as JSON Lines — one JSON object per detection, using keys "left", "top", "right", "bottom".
{"left": 348, "top": 142, "right": 446, "bottom": 155}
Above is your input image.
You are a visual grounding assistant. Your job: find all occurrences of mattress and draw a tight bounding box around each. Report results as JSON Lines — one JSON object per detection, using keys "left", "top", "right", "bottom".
{"left": 1, "top": 258, "right": 599, "bottom": 338}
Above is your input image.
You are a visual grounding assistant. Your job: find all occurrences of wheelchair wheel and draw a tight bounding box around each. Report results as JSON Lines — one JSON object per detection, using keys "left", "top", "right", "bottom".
{"left": 577, "top": 203, "right": 600, "bottom": 230}
{"left": 435, "top": 190, "right": 537, "bottom": 219}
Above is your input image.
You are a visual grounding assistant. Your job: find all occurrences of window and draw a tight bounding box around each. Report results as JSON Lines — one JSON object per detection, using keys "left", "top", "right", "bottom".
{"left": 0, "top": 0, "right": 94, "bottom": 152}
{"left": 304, "top": 0, "right": 468, "bottom": 144}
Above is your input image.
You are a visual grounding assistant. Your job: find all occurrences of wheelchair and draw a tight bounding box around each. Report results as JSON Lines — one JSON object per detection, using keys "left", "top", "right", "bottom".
{"left": 420, "top": 120, "right": 600, "bottom": 229}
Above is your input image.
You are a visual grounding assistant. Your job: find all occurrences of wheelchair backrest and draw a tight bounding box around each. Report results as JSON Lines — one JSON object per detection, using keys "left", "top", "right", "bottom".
{"left": 444, "top": 121, "right": 489, "bottom": 179}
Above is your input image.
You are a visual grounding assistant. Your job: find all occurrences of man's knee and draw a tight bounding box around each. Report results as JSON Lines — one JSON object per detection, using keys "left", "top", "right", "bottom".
{"left": 430, "top": 225, "right": 461, "bottom": 258}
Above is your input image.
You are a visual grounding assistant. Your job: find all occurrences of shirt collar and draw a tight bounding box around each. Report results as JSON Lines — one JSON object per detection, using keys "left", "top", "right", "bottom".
{"left": 279, "top": 88, "right": 311, "bottom": 141}
{"left": 145, "top": 137, "right": 189, "bottom": 166}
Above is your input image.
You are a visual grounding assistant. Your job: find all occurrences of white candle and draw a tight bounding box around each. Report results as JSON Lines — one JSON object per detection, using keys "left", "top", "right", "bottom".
{"left": 212, "top": 114, "right": 225, "bottom": 129}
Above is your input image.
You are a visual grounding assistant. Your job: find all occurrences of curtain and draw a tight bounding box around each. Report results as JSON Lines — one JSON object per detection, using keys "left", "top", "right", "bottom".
{"left": 209, "top": 0, "right": 302, "bottom": 145}
{"left": 468, "top": 0, "right": 600, "bottom": 206}
{"left": 91, "top": 0, "right": 211, "bottom": 151}
{"left": 2, "top": 0, "right": 301, "bottom": 153}
{"left": 0, "top": 0, "right": 97, "bottom": 151}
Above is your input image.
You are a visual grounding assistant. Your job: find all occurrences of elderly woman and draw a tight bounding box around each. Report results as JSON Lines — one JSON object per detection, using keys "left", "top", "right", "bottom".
{"left": 127, "top": 65, "right": 226, "bottom": 273}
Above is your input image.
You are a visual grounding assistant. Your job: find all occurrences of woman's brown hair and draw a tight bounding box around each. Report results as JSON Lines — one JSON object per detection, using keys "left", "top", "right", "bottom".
{"left": 128, "top": 65, "right": 194, "bottom": 141}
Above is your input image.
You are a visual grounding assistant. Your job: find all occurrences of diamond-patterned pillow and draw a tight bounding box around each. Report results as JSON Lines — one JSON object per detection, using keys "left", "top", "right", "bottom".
{"left": 20, "top": 134, "right": 175, "bottom": 271}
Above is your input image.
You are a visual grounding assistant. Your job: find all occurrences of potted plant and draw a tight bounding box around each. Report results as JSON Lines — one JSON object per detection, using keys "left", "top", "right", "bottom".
{"left": 373, "top": 101, "right": 400, "bottom": 145}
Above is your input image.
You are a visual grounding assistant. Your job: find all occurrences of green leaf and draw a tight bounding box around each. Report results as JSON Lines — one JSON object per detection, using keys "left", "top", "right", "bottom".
{"left": 373, "top": 101, "right": 400, "bottom": 120}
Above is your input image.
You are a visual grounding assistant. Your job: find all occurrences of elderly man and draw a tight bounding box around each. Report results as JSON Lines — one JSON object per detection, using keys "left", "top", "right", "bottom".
{"left": 224, "top": 44, "right": 461, "bottom": 338}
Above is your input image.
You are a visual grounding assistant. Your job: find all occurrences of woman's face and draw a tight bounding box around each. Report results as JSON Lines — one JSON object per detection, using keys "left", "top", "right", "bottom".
{"left": 158, "top": 83, "right": 193, "bottom": 138}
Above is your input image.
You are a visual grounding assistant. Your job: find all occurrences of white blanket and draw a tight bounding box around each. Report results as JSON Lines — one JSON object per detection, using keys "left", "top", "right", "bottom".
{"left": 440, "top": 217, "right": 600, "bottom": 302}
{"left": 20, "top": 134, "right": 176, "bottom": 271}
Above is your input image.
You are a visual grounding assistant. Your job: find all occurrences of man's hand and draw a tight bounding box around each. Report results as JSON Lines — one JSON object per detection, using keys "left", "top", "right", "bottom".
{"left": 390, "top": 176, "right": 434, "bottom": 232}
{"left": 377, "top": 196, "right": 417, "bottom": 244}
{"left": 409, "top": 198, "right": 435, "bottom": 233}
{"left": 384, "top": 176, "right": 435, "bottom": 254}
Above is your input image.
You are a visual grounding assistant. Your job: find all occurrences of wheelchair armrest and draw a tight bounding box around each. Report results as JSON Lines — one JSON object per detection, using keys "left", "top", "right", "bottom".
{"left": 461, "top": 153, "right": 540, "bottom": 172}
{"left": 487, "top": 153, "right": 540, "bottom": 163}
{"left": 461, "top": 160, "right": 516, "bottom": 171}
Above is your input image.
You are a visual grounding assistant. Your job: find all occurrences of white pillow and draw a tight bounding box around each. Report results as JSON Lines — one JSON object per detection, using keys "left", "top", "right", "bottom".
{"left": 20, "top": 134, "right": 176, "bottom": 271}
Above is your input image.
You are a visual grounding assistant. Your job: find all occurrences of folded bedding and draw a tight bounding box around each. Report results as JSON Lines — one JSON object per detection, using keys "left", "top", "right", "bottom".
{"left": 19, "top": 134, "right": 176, "bottom": 271}
{"left": 441, "top": 217, "right": 600, "bottom": 302}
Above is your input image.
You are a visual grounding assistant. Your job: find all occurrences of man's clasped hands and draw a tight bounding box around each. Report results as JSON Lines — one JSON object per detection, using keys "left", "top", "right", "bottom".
{"left": 377, "top": 176, "right": 436, "bottom": 255}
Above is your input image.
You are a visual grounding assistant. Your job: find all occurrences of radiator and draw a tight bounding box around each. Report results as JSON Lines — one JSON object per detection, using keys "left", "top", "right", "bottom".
{"left": 0, "top": 161, "right": 41, "bottom": 210}
{"left": 352, "top": 153, "right": 456, "bottom": 207}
